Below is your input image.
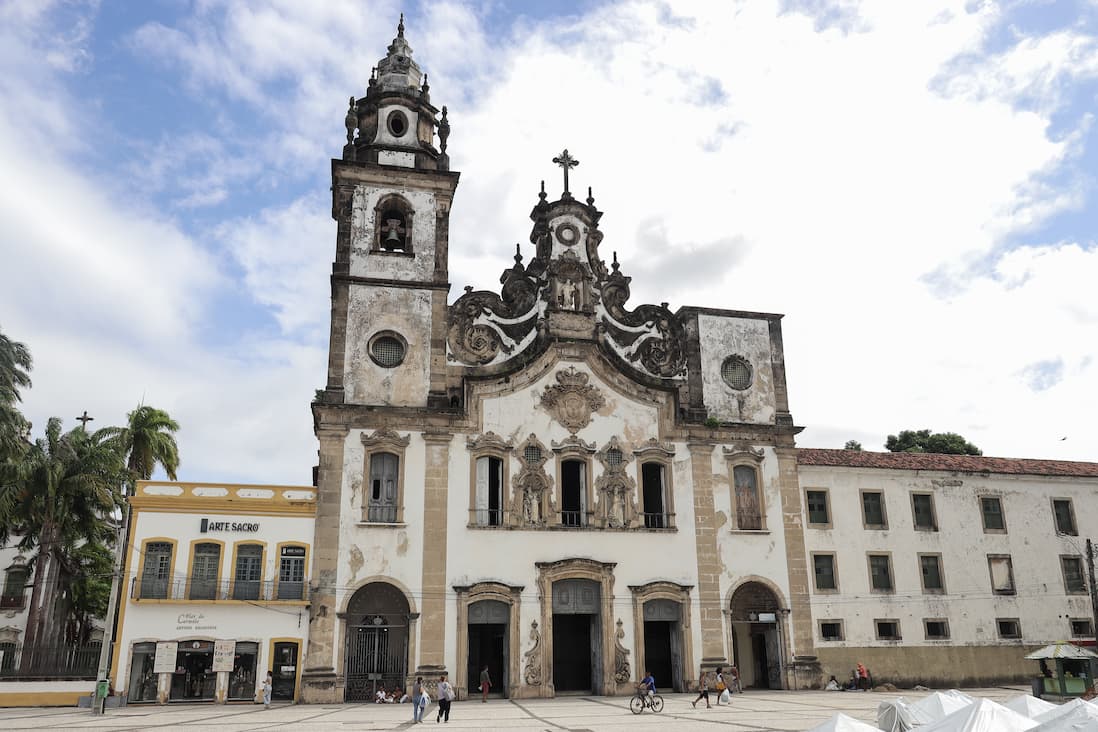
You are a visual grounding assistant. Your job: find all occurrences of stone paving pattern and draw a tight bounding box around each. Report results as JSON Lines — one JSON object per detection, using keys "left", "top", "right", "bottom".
{"left": 0, "top": 686, "right": 1033, "bottom": 731}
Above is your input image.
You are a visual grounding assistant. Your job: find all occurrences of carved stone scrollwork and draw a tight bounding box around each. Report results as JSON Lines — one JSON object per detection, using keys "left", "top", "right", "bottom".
{"left": 633, "top": 438, "right": 675, "bottom": 458}
{"left": 513, "top": 434, "right": 552, "bottom": 527}
{"left": 540, "top": 367, "right": 605, "bottom": 434}
{"left": 594, "top": 437, "right": 638, "bottom": 529}
{"left": 613, "top": 618, "right": 631, "bottom": 684}
{"left": 550, "top": 434, "right": 597, "bottom": 454}
{"left": 361, "top": 428, "right": 411, "bottom": 450}
{"left": 523, "top": 620, "right": 542, "bottom": 686}
{"left": 722, "top": 444, "right": 765, "bottom": 463}
{"left": 466, "top": 431, "right": 514, "bottom": 453}
{"left": 599, "top": 257, "right": 687, "bottom": 378}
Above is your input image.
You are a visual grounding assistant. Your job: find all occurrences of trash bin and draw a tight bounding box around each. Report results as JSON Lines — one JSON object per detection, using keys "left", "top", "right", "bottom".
{"left": 1031, "top": 677, "right": 1043, "bottom": 699}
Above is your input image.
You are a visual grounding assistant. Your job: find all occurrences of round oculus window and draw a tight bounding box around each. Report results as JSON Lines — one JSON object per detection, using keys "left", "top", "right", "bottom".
{"left": 387, "top": 109, "right": 409, "bottom": 137}
{"left": 369, "top": 334, "right": 406, "bottom": 368}
{"left": 721, "top": 355, "right": 753, "bottom": 390}
{"left": 555, "top": 223, "right": 580, "bottom": 246}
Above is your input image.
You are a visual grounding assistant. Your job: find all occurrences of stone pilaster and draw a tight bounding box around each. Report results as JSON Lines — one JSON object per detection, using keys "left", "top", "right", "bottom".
{"left": 301, "top": 424, "right": 347, "bottom": 703}
{"left": 775, "top": 446, "right": 820, "bottom": 688}
{"left": 688, "top": 442, "right": 728, "bottom": 670}
{"left": 416, "top": 431, "right": 452, "bottom": 677}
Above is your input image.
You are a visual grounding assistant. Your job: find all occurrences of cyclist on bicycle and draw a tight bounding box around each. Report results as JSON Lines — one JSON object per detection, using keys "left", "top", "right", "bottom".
{"left": 636, "top": 670, "right": 656, "bottom": 704}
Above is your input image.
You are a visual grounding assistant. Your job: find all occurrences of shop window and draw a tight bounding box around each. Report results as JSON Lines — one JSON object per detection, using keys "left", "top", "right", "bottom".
{"left": 141, "top": 541, "right": 174, "bottom": 599}
{"left": 1053, "top": 499, "right": 1077, "bottom": 535}
{"left": 861, "top": 491, "right": 886, "bottom": 529}
{"left": 868, "top": 554, "right": 893, "bottom": 592}
{"left": 233, "top": 544, "right": 263, "bottom": 601}
{"left": 875, "top": 619, "right": 901, "bottom": 641}
{"left": 997, "top": 618, "right": 1021, "bottom": 639}
{"left": 988, "top": 555, "right": 1015, "bottom": 595}
{"left": 812, "top": 554, "right": 837, "bottom": 592}
{"left": 806, "top": 490, "right": 830, "bottom": 526}
{"left": 473, "top": 455, "right": 504, "bottom": 526}
{"left": 819, "top": 621, "right": 844, "bottom": 641}
{"left": 368, "top": 452, "right": 400, "bottom": 523}
{"left": 980, "top": 496, "right": 1005, "bottom": 532}
{"left": 919, "top": 554, "right": 944, "bottom": 593}
{"left": 127, "top": 642, "right": 158, "bottom": 703}
{"left": 1061, "top": 555, "right": 1086, "bottom": 594}
{"left": 278, "top": 545, "right": 307, "bottom": 601}
{"left": 911, "top": 493, "right": 937, "bottom": 531}
{"left": 733, "top": 465, "right": 763, "bottom": 530}
{"left": 560, "top": 459, "right": 587, "bottom": 527}
{"left": 1071, "top": 619, "right": 1093, "bottom": 639}
{"left": 228, "top": 641, "right": 259, "bottom": 700}
{"left": 0, "top": 566, "right": 28, "bottom": 609}
{"left": 170, "top": 640, "right": 216, "bottom": 701}
{"left": 641, "top": 462, "right": 669, "bottom": 529}
{"left": 189, "top": 543, "right": 222, "bottom": 600}
{"left": 924, "top": 619, "right": 950, "bottom": 640}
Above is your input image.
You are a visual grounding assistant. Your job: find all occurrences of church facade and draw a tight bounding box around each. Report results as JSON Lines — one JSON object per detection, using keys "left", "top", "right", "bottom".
{"left": 299, "top": 19, "right": 815, "bottom": 703}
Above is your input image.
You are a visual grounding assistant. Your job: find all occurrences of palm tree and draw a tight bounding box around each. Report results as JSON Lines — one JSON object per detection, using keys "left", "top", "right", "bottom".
{"left": 0, "top": 328, "right": 32, "bottom": 461}
{"left": 98, "top": 404, "right": 180, "bottom": 487}
{"left": 0, "top": 419, "right": 125, "bottom": 659}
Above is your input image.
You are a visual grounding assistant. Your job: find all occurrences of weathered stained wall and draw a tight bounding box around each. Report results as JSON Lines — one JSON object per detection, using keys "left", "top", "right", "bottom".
{"left": 349, "top": 185, "right": 437, "bottom": 281}
{"left": 697, "top": 314, "right": 776, "bottom": 424}
{"left": 815, "top": 645, "right": 1040, "bottom": 687}
{"left": 343, "top": 285, "right": 432, "bottom": 406}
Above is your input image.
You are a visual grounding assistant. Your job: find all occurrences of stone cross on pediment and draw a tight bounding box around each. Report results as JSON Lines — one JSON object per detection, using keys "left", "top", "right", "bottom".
{"left": 552, "top": 149, "right": 579, "bottom": 195}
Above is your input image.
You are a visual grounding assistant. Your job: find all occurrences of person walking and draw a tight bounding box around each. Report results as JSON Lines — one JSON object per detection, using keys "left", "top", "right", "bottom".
{"left": 691, "top": 667, "right": 711, "bottom": 708}
{"left": 261, "top": 671, "right": 273, "bottom": 709}
{"left": 412, "top": 676, "right": 425, "bottom": 724}
{"left": 479, "top": 665, "right": 492, "bottom": 702}
{"left": 436, "top": 673, "right": 454, "bottom": 723}
{"left": 714, "top": 666, "right": 727, "bottom": 705}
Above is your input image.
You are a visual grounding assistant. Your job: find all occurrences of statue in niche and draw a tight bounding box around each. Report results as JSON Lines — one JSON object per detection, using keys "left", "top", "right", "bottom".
{"left": 558, "top": 278, "right": 580, "bottom": 310}
{"left": 608, "top": 489, "right": 625, "bottom": 528}
{"left": 523, "top": 483, "right": 540, "bottom": 524}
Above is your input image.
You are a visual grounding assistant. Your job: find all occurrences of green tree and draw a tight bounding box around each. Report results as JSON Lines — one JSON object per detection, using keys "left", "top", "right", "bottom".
{"left": 98, "top": 404, "right": 180, "bottom": 487}
{"left": 885, "top": 429, "right": 982, "bottom": 455}
{"left": 67, "top": 541, "right": 114, "bottom": 645}
{"left": 0, "top": 419, "right": 125, "bottom": 657}
{"left": 0, "top": 328, "right": 32, "bottom": 461}
{"left": 843, "top": 440, "right": 863, "bottom": 451}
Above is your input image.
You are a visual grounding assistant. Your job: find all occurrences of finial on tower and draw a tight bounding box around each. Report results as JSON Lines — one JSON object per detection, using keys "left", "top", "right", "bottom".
{"left": 539, "top": 180, "right": 547, "bottom": 202}
{"left": 586, "top": 186, "right": 594, "bottom": 206}
{"left": 514, "top": 243, "right": 523, "bottom": 263}
{"left": 398, "top": 13, "right": 405, "bottom": 37}
{"left": 438, "top": 106, "right": 450, "bottom": 153}
{"left": 552, "top": 149, "right": 579, "bottom": 196}
{"left": 612, "top": 251, "right": 620, "bottom": 272}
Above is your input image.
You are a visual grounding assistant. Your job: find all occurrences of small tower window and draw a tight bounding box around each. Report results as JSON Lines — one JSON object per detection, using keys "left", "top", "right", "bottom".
{"left": 721, "top": 355, "right": 753, "bottom": 390}
{"left": 369, "top": 332, "right": 407, "bottom": 368}
{"left": 373, "top": 195, "right": 414, "bottom": 254}
{"left": 380, "top": 209, "right": 407, "bottom": 251}
{"left": 387, "top": 109, "right": 409, "bottom": 137}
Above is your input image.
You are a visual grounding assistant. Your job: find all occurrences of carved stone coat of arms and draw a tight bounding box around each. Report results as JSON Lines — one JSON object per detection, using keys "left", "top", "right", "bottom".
{"left": 539, "top": 366, "right": 606, "bottom": 434}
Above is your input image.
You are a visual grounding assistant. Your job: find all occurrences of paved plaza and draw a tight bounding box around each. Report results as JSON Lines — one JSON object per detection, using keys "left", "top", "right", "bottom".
{"left": 0, "top": 686, "right": 1034, "bottom": 731}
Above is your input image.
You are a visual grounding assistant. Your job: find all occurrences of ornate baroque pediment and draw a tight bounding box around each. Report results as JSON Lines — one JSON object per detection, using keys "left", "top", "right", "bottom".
{"left": 466, "top": 431, "right": 513, "bottom": 452}
{"left": 540, "top": 367, "right": 605, "bottom": 434}
{"left": 722, "top": 444, "right": 765, "bottom": 463}
{"left": 361, "top": 428, "right": 411, "bottom": 449}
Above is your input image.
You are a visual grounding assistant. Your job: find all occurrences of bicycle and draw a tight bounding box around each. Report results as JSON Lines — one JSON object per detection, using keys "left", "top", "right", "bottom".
{"left": 629, "top": 689, "right": 664, "bottom": 714}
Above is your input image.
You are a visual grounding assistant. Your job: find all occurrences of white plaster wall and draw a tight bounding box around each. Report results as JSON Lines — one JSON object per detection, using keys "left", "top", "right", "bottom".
{"left": 548, "top": 214, "right": 591, "bottom": 264}
{"left": 0, "top": 680, "right": 92, "bottom": 693}
{"left": 697, "top": 315, "right": 776, "bottom": 424}
{"left": 801, "top": 466, "right": 1098, "bottom": 649}
{"left": 372, "top": 104, "right": 420, "bottom": 148}
{"left": 343, "top": 285, "right": 432, "bottom": 406}
{"left": 350, "top": 185, "right": 437, "bottom": 281}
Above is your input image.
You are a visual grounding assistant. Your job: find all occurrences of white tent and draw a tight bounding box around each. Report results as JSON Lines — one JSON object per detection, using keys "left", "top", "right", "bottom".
{"left": 878, "top": 691, "right": 975, "bottom": 731}
{"left": 807, "top": 712, "right": 883, "bottom": 732}
{"left": 1031, "top": 701, "right": 1098, "bottom": 731}
{"left": 1003, "top": 694, "right": 1059, "bottom": 719}
{"left": 919, "top": 698, "right": 1037, "bottom": 732}
{"left": 1035, "top": 699, "right": 1098, "bottom": 725}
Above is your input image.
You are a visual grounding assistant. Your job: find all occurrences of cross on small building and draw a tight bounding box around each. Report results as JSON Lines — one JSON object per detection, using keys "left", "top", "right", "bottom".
{"left": 552, "top": 149, "right": 579, "bottom": 195}
{"left": 76, "top": 410, "right": 94, "bottom": 431}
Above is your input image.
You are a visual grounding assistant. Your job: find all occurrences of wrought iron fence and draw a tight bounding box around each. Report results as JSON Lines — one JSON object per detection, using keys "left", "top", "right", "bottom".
{"left": 642, "top": 512, "right": 672, "bottom": 529}
{"left": 472, "top": 509, "right": 504, "bottom": 526}
{"left": 0, "top": 644, "right": 100, "bottom": 679}
{"left": 560, "top": 510, "right": 584, "bottom": 527}
{"left": 131, "top": 575, "right": 308, "bottom": 602}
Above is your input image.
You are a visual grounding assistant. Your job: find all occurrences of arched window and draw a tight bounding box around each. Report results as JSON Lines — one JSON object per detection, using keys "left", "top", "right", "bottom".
{"left": 368, "top": 452, "right": 400, "bottom": 523}
{"left": 373, "top": 195, "right": 414, "bottom": 253}
{"left": 232, "top": 543, "right": 264, "bottom": 600}
{"left": 1, "top": 565, "right": 28, "bottom": 609}
{"left": 188, "top": 542, "right": 222, "bottom": 600}
{"left": 733, "top": 465, "right": 763, "bottom": 530}
{"left": 140, "top": 540, "right": 175, "bottom": 599}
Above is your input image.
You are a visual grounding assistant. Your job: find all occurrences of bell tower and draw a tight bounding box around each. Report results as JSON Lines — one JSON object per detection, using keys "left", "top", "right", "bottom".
{"left": 322, "top": 15, "right": 458, "bottom": 410}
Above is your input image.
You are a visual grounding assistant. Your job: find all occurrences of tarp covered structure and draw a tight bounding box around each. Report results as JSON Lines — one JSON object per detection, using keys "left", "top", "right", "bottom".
{"left": 1003, "top": 693, "right": 1059, "bottom": 719}
{"left": 878, "top": 691, "right": 976, "bottom": 731}
{"left": 919, "top": 698, "right": 1037, "bottom": 732}
{"left": 1034, "top": 699, "right": 1098, "bottom": 725}
{"left": 807, "top": 712, "right": 882, "bottom": 732}
{"left": 1031, "top": 700, "right": 1098, "bottom": 731}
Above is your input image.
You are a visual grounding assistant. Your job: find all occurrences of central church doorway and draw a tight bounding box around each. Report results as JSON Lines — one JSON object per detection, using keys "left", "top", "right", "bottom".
{"left": 552, "top": 578, "right": 601, "bottom": 693}
{"left": 642, "top": 599, "right": 685, "bottom": 691}
{"left": 344, "top": 582, "right": 410, "bottom": 702}
{"left": 467, "top": 599, "right": 508, "bottom": 697}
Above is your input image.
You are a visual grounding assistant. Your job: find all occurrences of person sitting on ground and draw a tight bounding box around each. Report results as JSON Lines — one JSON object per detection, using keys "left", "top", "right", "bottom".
{"left": 397, "top": 686, "right": 409, "bottom": 703}
{"left": 825, "top": 675, "right": 841, "bottom": 691}
{"left": 375, "top": 687, "right": 387, "bottom": 703}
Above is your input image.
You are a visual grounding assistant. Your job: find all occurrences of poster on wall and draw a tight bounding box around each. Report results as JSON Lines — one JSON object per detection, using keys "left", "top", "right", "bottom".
{"left": 153, "top": 641, "right": 178, "bottom": 673}
{"left": 213, "top": 640, "right": 236, "bottom": 672}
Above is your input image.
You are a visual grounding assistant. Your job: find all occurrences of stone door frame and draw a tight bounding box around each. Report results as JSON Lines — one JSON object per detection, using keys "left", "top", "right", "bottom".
{"left": 535, "top": 558, "right": 619, "bottom": 696}
{"left": 629, "top": 581, "right": 694, "bottom": 692}
{"left": 723, "top": 575, "right": 790, "bottom": 690}
{"left": 335, "top": 576, "right": 420, "bottom": 699}
{"left": 453, "top": 581, "right": 523, "bottom": 701}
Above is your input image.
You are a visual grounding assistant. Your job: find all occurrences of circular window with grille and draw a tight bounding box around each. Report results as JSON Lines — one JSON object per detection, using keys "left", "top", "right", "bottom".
{"left": 721, "top": 355, "right": 753, "bottom": 390}
{"left": 387, "top": 109, "right": 409, "bottom": 137}
{"left": 369, "top": 332, "right": 407, "bottom": 368}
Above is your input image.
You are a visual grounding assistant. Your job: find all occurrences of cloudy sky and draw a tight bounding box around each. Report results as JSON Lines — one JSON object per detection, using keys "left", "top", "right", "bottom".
{"left": 2, "top": 0, "right": 1097, "bottom": 483}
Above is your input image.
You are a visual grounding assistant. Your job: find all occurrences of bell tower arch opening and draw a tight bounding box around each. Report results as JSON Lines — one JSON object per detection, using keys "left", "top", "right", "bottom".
{"left": 343, "top": 581, "right": 411, "bottom": 702}
{"left": 729, "top": 581, "right": 785, "bottom": 690}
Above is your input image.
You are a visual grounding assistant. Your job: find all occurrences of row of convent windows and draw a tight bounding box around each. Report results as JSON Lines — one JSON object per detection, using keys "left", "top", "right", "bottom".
{"left": 133, "top": 540, "right": 309, "bottom": 603}
{"left": 363, "top": 446, "right": 766, "bottom": 532}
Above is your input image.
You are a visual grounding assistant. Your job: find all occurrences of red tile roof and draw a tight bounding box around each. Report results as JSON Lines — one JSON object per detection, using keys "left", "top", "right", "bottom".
{"left": 796, "top": 448, "right": 1098, "bottom": 478}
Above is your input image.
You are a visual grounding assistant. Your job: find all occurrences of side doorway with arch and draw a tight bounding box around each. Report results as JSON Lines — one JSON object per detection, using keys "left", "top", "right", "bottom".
{"left": 454, "top": 582, "right": 522, "bottom": 700}
{"left": 343, "top": 581, "right": 413, "bottom": 702}
{"left": 728, "top": 580, "right": 786, "bottom": 689}
{"left": 630, "top": 582, "right": 693, "bottom": 693}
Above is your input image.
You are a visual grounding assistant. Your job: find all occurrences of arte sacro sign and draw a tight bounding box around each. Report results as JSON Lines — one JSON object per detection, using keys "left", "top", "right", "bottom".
{"left": 200, "top": 518, "right": 260, "bottom": 533}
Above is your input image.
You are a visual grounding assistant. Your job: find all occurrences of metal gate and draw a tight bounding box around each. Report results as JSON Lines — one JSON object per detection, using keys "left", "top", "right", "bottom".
{"left": 344, "top": 624, "right": 408, "bottom": 702}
